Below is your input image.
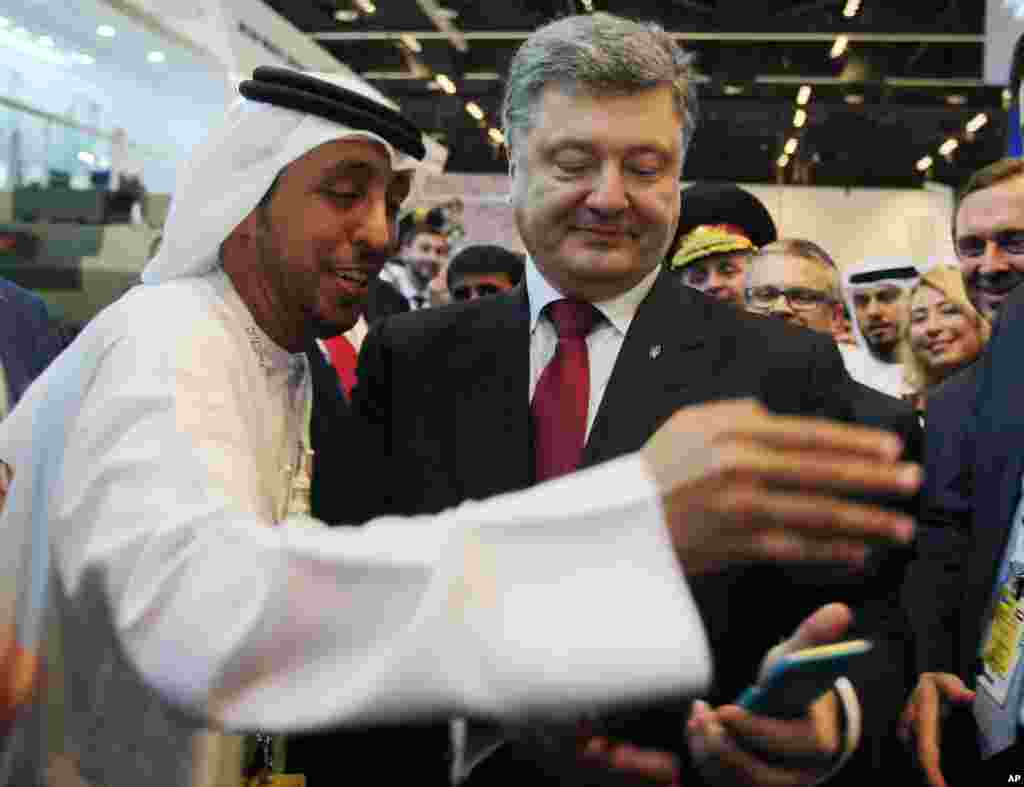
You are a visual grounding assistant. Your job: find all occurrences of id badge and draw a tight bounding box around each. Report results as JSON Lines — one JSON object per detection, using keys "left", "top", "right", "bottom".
{"left": 243, "top": 776, "right": 306, "bottom": 787}
{"left": 285, "top": 448, "right": 314, "bottom": 518}
{"left": 978, "top": 571, "right": 1024, "bottom": 707}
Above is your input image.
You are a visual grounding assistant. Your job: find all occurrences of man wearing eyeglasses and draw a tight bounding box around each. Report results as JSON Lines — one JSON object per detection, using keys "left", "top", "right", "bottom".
{"left": 900, "top": 158, "right": 1024, "bottom": 784}
{"left": 446, "top": 244, "right": 524, "bottom": 302}
{"left": 744, "top": 237, "right": 919, "bottom": 442}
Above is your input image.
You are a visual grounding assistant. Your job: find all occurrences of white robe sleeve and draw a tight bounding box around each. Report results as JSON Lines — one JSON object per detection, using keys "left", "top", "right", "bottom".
{"left": 50, "top": 327, "right": 711, "bottom": 734}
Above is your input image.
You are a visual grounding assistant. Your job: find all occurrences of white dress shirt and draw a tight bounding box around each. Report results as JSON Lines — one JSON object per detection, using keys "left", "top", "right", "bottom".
{"left": 526, "top": 256, "right": 661, "bottom": 436}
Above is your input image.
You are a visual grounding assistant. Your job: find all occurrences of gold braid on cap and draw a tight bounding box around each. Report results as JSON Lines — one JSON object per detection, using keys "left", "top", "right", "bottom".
{"left": 671, "top": 224, "right": 755, "bottom": 269}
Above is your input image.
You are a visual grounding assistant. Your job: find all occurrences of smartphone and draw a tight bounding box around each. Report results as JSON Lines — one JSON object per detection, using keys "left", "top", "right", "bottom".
{"left": 734, "top": 639, "right": 873, "bottom": 718}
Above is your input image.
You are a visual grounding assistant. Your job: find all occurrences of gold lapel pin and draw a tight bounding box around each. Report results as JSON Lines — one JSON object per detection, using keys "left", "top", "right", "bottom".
{"left": 649, "top": 344, "right": 662, "bottom": 360}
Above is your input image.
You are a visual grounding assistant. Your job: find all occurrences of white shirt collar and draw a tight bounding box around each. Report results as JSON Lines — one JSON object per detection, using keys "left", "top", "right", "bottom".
{"left": 525, "top": 255, "right": 661, "bottom": 336}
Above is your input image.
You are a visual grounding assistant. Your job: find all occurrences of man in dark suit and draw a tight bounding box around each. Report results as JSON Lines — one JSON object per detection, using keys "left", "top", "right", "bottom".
{"left": 898, "top": 158, "right": 1024, "bottom": 784}
{"left": 0, "top": 277, "right": 64, "bottom": 418}
{"left": 352, "top": 13, "right": 917, "bottom": 787}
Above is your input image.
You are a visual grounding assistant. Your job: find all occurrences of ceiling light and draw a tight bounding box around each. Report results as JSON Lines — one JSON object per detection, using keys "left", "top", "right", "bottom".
{"left": 96, "top": 25, "right": 116, "bottom": 37}
{"left": 723, "top": 84, "right": 744, "bottom": 95}
{"left": 335, "top": 10, "right": 359, "bottom": 22}
{"left": 793, "top": 108, "right": 806, "bottom": 128}
{"left": 939, "top": 138, "right": 959, "bottom": 156}
{"left": 465, "top": 101, "right": 484, "bottom": 120}
{"left": 967, "top": 113, "right": 988, "bottom": 133}
{"left": 147, "top": 51, "right": 166, "bottom": 63}
{"left": 945, "top": 94, "right": 967, "bottom": 106}
{"left": 399, "top": 34, "right": 422, "bottom": 53}
{"left": 435, "top": 73, "right": 456, "bottom": 94}
{"left": 488, "top": 127, "right": 505, "bottom": 145}
{"left": 843, "top": 0, "right": 861, "bottom": 18}
{"left": 784, "top": 138, "right": 798, "bottom": 155}
{"left": 830, "top": 34, "right": 849, "bottom": 59}
{"left": 71, "top": 52, "right": 94, "bottom": 64}
{"left": 777, "top": 154, "right": 790, "bottom": 168}
{"left": 844, "top": 93, "right": 864, "bottom": 105}
{"left": 353, "top": 0, "right": 376, "bottom": 14}
{"left": 797, "top": 85, "right": 812, "bottom": 105}
{"left": 916, "top": 155, "right": 933, "bottom": 172}
{"left": 0, "top": 27, "right": 66, "bottom": 65}
{"left": 77, "top": 151, "right": 96, "bottom": 166}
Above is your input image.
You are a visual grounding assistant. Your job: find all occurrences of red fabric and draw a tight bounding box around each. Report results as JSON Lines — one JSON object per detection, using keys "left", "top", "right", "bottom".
{"left": 532, "top": 300, "right": 597, "bottom": 482}
{"left": 324, "top": 334, "right": 358, "bottom": 397}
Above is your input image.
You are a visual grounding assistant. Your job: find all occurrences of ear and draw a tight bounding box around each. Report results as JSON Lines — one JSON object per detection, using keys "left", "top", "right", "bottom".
{"left": 233, "top": 208, "right": 266, "bottom": 244}
{"left": 828, "top": 301, "right": 844, "bottom": 336}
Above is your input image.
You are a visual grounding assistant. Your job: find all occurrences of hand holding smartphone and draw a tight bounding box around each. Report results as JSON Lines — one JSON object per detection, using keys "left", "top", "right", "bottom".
{"left": 734, "top": 639, "right": 872, "bottom": 718}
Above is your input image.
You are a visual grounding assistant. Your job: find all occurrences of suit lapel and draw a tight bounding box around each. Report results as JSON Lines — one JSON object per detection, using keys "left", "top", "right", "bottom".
{"left": 583, "top": 272, "right": 712, "bottom": 467}
{"left": 965, "top": 360, "right": 1024, "bottom": 669}
{"left": 451, "top": 285, "right": 534, "bottom": 497}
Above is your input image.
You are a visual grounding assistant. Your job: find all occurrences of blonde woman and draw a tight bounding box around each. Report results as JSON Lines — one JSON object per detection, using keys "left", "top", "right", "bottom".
{"left": 904, "top": 264, "right": 990, "bottom": 411}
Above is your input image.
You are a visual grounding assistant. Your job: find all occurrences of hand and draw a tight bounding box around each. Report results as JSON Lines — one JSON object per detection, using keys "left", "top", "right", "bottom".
{"left": 428, "top": 262, "right": 451, "bottom": 307}
{"left": 0, "top": 622, "right": 41, "bottom": 739}
{"left": 0, "top": 460, "right": 11, "bottom": 513}
{"left": 579, "top": 736, "right": 681, "bottom": 786}
{"left": 686, "top": 604, "right": 853, "bottom": 786}
{"left": 641, "top": 399, "right": 918, "bottom": 575}
{"left": 896, "top": 672, "right": 975, "bottom": 787}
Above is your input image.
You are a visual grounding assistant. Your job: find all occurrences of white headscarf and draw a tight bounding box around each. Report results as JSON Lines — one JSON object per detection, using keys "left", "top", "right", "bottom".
{"left": 839, "top": 257, "right": 919, "bottom": 397}
{"left": 840, "top": 257, "right": 919, "bottom": 352}
{"left": 142, "top": 72, "right": 425, "bottom": 285}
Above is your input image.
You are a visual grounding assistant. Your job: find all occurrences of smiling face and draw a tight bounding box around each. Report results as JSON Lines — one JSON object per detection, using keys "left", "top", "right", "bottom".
{"left": 908, "top": 282, "right": 985, "bottom": 381}
{"left": 236, "top": 138, "right": 412, "bottom": 349}
{"left": 509, "top": 84, "right": 683, "bottom": 302}
{"left": 954, "top": 175, "right": 1024, "bottom": 321}
{"left": 401, "top": 229, "right": 450, "bottom": 286}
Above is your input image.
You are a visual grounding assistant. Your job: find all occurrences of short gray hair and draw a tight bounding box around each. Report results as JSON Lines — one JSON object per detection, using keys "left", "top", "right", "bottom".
{"left": 753, "top": 238, "right": 842, "bottom": 300}
{"left": 501, "top": 13, "right": 698, "bottom": 163}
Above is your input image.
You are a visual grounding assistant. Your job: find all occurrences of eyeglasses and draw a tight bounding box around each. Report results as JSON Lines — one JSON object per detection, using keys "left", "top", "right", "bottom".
{"left": 450, "top": 283, "right": 503, "bottom": 301}
{"left": 746, "top": 286, "right": 836, "bottom": 311}
{"left": 955, "top": 229, "right": 1024, "bottom": 258}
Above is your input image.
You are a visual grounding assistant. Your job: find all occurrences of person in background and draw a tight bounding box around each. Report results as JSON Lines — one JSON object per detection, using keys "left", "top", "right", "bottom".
{"left": 902, "top": 264, "right": 989, "bottom": 413}
{"left": 445, "top": 244, "right": 524, "bottom": 302}
{"left": 380, "top": 205, "right": 452, "bottom": 309}
{"left": 841, "top": 259, "right": 917, "bottom": 398}
{"left": 0, "top": 277, "right": 64, "bottom": 421}
{"left": 667, "top": 182, "right": 777, "bottom": 308}
{"left": 898, "top": 158, "right": 1024, "bottom": 785}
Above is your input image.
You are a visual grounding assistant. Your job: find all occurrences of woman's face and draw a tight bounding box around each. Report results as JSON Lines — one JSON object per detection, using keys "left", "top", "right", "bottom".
{"left": 908, "top": 284, "right": 985, "bottom": 381}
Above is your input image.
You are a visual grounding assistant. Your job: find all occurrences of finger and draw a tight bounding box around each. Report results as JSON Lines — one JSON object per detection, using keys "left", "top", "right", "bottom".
{"left": 728, "top": 411, "right": 907, "bottom": 461}
{"left": 715, "top": 442, "right": 921, "bottom": 499}
{"left": 716, "top": 705, "right": 839, "bottom": 762}
{"left": 915, "top": 679, "right": 947, "bottom": 787}
{"left": 932, "top": 673, "right": 976, "bottom": 706}
{"left": 607, "top": 743, "right": 680, "bottom": 785}
{"left": 694, "top": 717, "right": 828, "bottom": 787}
{"left": 781, "top": 603, "right": 853, "bottom": 655}
{"left": 716, "top": 486, "right": 915, "bottom": 547}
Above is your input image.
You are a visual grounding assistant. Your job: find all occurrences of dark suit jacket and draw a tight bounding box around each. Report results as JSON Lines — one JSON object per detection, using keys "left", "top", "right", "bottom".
{"left": 348, "top": 272, "right": 918, "bottom": 784}
{"left": 901, "top": 285, "right": 1024, "bottom": 777}
{"left": 0, "top": 277, "right": 64, "bottom": 408}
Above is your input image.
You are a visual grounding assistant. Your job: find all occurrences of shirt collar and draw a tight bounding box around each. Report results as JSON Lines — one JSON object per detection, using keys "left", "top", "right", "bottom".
{"left": 525, "top": 255, "right": 661, "bottom": 336}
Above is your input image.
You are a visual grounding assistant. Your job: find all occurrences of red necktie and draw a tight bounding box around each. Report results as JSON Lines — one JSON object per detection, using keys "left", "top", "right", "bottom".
{"left": 532, "top": 299, "right": 597, "bottom": 482}
{"left": 324, "top": 334, "right": 358, "bottom": 397}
